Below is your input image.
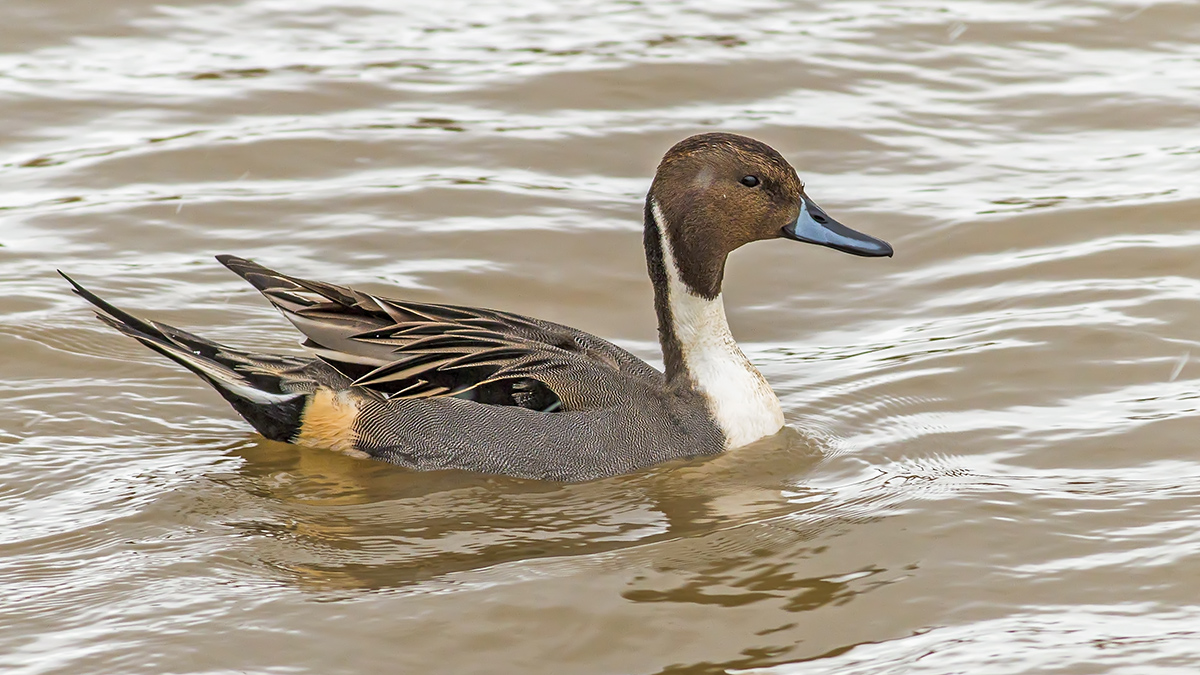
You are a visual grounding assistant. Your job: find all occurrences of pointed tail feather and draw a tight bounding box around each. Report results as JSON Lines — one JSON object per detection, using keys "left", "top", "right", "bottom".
{"left": 59, "top": 271, "right": 308, "bottom": 442}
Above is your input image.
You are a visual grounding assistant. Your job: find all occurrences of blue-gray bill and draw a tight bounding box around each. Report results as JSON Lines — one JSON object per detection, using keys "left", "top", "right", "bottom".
{"left": 781, "top": 195, "right": 893, "bottom": 257}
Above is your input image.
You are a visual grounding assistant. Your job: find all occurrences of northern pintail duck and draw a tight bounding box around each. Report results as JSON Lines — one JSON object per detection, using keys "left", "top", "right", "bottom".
{"left": 63, "top": 133, "right": 891, "bottom": 481}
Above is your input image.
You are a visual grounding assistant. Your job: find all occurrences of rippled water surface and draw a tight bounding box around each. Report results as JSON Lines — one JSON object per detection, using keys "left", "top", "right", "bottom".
{"left": 4, "top": 1, "right": 1200, "bottom": 672}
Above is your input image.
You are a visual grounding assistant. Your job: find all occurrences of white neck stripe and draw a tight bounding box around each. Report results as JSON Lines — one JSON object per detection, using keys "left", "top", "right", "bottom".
{"left": 651, "top": 200, "right": 784, "bottom": 448}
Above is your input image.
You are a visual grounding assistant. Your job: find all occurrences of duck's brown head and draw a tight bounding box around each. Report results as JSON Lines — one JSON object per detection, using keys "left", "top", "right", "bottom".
{"left": 647, "top": 132, "right": 891, "bottom": 300}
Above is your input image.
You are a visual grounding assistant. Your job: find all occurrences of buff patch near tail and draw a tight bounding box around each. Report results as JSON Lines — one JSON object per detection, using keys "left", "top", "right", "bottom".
{"left": 294, "top": 388, "right": 369, "bottom": 459}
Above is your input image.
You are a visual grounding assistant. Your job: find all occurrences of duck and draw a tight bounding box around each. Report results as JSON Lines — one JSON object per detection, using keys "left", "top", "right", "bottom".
{"left": 62, "top": 133, "right": 892, "bottom": 481}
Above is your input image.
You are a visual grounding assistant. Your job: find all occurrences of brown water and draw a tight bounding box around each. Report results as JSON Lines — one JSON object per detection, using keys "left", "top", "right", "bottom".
{"left": 3, "top": 1, "right": 1200, "bottom": 673}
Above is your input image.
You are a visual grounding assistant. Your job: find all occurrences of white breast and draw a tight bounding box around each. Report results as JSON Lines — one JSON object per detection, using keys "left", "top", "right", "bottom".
{"left": 652, "top": 201, "right": 785, "bottom": 448}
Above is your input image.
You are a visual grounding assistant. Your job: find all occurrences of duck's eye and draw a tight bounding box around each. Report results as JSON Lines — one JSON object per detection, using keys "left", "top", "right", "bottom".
{"left": 740, "top": 175, "right": 760, "bottom": 188}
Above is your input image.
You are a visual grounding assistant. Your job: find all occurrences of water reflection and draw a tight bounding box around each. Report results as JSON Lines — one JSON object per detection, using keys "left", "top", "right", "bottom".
{"left": 211, "top": 429, "right": 823, "bottom": 590}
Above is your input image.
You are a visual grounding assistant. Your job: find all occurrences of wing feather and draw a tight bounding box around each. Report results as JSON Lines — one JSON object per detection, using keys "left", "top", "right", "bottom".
{"left": 217, "top": 255, "right": 662, "bottom": 410}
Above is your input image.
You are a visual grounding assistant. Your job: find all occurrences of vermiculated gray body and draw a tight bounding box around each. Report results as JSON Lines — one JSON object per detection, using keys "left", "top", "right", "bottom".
{"left": 355, "top": 386, "right": 722, "bottom": 481}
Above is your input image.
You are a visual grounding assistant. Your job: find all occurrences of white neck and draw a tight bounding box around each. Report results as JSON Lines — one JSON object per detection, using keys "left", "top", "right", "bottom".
{"left": 652, "top": 201, "right": 785, "bottom": 448}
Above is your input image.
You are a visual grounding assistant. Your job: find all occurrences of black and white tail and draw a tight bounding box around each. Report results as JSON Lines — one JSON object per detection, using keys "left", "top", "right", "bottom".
{"left": 59, "top": 271, "right": 309, "bottom": 442}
